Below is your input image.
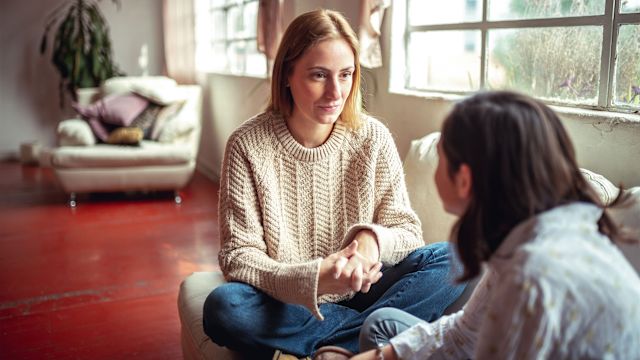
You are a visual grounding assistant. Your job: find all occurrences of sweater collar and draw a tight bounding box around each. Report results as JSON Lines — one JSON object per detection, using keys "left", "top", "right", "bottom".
{"left": 272, "top": 113, "right": 347, "bottom": 162}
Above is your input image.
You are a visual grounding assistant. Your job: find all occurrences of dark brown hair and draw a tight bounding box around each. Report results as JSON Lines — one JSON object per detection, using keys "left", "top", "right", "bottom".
{"left": 441, "top": 91, "right": 620, "bottom": 281}
{"left": 266, "top": 9, "right": 363, "bottom": 129}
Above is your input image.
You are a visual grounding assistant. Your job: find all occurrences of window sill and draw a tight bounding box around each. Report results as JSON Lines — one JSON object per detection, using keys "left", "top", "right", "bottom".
{"left": 388, "top": 88, "right": 640, "bottom": 125}
{"left": 200, "top": 70, "right": 268, "bottom": 80}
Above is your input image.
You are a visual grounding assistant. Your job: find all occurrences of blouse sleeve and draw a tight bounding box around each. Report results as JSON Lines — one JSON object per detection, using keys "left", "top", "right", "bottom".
{"left": 343, "top": 124, "right": 424, "bottom": 265}
{"left": 474, "top": 271, "right": 550, "bottom": 359}
{"left": 218, "top": 135, "right": 325, "bottom": 319}
{"left": 389, "top": 270, "right": 493, "bottom": 359}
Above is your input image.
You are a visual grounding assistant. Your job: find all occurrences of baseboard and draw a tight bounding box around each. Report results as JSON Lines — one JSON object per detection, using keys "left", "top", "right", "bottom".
{"left": 196, "top": 160, "right": 220, "bottom": 182}
{"left": 0, "top": 151, "right": 18, "bottom": 162}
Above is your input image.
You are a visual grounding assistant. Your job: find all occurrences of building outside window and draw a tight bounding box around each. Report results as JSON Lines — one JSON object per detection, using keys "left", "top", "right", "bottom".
{"left": 195, "top": 0, "right": 267, "bottom": 77}
{"left": 391, "top": 0, "right": 640, "bottom": 113}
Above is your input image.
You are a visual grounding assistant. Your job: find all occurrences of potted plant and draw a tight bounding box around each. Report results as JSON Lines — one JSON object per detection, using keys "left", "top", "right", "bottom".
{"left": 39, "top": 0, "right": 125, "bottom": 107}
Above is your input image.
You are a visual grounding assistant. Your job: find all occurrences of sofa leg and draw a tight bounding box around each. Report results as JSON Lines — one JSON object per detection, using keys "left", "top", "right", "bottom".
{"left": 174, "top": 191, "right": 182, "bottom": 205}
{"left": 69, "top": 192, "right": 77, "bottom": 208}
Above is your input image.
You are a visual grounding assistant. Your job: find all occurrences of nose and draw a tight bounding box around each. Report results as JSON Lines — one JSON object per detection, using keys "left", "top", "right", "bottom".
{"left": 324, "top": 76, "right": 341, "bottom": 100}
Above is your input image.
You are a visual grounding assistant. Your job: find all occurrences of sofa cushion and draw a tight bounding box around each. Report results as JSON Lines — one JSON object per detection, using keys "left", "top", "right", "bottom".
{"left": 178, "top": 272, "right": 240, "bottom": 360}
{"left": 132, "top": 82, "right": 188, "bottom": 106}
{"left": 73, "top": 93, "right": 150, "bottom": 142}
{"left": 52, "top": 141, "right": 193, "bottom": 168}
{"left": 57, "top": 119, "right": 96, "bottom": 146}
{"left": 580, "top": 168, "right": 620, "bottom": 206}
{"left": 74, "top": 93, "right": 149, "bottom": 127}
{"left": 403, "top": 132, "right": 458, "bottom": 244}
{"left": 151, "top": 101, "right": 187, "bottom": 141}
{"left": 609, "top": 186, "right": 640, "bottom": 241}
{"left": 105, "top": 127, "right": 144, "bottom": 146}
{"left": 102, "top": 76, "right": 178, "bottom": 96}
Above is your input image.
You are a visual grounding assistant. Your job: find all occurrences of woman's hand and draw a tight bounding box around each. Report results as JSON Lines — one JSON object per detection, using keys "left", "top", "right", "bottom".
{"left": 318, "top": 230, "right": 383, "bottom": 295}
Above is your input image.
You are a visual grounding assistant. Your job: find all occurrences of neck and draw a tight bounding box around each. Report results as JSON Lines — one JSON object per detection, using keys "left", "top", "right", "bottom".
{"left": 285, "top": 117, "right": 335, "bottom": 148}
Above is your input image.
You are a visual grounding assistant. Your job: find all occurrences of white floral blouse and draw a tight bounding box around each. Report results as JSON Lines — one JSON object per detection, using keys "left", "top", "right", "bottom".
{"left": 390, "top": 203, "right": 640, "bottom": 359}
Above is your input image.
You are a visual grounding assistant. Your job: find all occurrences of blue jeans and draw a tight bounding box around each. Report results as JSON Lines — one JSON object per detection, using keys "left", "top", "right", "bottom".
{"left": 359, "top": 307, "right": 424, "bottom": 352}
{"left": 202, "top": 242, "right": 466, "bottom": 358}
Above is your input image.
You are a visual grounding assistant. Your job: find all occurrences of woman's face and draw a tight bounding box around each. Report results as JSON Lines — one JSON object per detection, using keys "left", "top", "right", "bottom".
{"left": 435, "top": 139, "right": 470, "bottom": 216}
{"left": 287, "top": 38, "right": 355, "bottom": 126}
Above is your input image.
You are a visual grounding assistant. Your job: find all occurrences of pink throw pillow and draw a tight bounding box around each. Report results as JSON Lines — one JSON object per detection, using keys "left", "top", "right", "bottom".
{"left": 73, "top": 93, "right": 149, "bottom": 127}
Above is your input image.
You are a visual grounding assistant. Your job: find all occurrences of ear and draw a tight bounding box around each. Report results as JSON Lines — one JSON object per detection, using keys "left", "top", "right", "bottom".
{"left": 455, "top": 163, "right": 473, "bottom": 200}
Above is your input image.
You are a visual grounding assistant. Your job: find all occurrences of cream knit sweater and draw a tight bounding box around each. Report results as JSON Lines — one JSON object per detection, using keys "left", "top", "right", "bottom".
{"left": 218, "top": 111, "right": 423, "bottom": 319}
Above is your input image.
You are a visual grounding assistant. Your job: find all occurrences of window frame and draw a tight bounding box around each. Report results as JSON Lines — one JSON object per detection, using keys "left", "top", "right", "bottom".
{"left": 391, "top": 0, "right": 640, "bottom": 113}
{"left": 195, "top": 0, "right": 267, "bottom": 78}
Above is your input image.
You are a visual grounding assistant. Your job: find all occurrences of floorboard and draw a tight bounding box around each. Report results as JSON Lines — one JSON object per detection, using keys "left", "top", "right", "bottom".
{"left": 0, "top": 161, "right": 220, "bottom": 359}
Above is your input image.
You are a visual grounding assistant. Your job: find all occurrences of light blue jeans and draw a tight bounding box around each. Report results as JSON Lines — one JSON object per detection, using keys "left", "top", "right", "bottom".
{"left": 202, "top": 242, "right": 466, "bottom": 358}
{"left": 359, "top": 307, "right": 424, "bottom": 352}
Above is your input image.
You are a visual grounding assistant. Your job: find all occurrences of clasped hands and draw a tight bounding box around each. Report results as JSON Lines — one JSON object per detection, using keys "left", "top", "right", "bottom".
{"left": 318, "top": 230, "right": 383, "bottom": 296}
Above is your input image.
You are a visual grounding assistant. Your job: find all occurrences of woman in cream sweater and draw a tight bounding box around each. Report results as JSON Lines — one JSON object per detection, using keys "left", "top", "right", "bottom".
{"left": 202, "top": 9, "right": 466, "bottom": 360}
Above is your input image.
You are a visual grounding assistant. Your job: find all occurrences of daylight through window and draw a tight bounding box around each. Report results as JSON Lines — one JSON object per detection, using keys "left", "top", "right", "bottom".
{"left": 195, "top": 0, "right": 267, "bottom": 77}
{"left": 392, "top": 0, "right": 640, "bottom": 112}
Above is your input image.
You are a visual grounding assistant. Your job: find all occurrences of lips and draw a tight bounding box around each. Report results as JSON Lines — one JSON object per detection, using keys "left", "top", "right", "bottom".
{"left": 318, "top": 104, "right": 340, "bottom": 112}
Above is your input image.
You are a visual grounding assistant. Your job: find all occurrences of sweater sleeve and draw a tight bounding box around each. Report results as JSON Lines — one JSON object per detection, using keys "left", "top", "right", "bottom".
{"left": 218, "top": 134, "right": 325, "bottom": 319}
{"left": 343, "top": 123, "right": 424, "bottom": 265}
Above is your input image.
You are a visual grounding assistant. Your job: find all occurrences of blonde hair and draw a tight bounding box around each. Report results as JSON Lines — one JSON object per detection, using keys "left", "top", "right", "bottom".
{"left": 267, "top": 9, "right": 364, "bottom": 129}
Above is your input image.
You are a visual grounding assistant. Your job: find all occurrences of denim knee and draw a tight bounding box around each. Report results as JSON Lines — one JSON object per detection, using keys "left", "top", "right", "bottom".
{"left": 202, "top": 282, "right": 254, "bottom": 342}
{"left": 406, "top": 242, "right": 452, "bottom": 269}
{"left": 359, "top": 307, "right": 422, "bottom": 352}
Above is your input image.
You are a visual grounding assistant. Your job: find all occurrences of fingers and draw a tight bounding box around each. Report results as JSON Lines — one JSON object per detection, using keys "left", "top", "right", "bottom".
{"left": 333, "top": 256, "right": 348, "bottom": 279}
{"left": 360, "top": 262, "right": 383, "bottom": 293}
{"left": 350, "top": 263, "right": 364, "bottom": 292}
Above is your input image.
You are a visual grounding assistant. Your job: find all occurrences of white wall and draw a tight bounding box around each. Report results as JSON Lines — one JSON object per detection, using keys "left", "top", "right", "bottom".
{"left": 196, "top": 2, "right": 640, "bottom": 188}
{"left": 0, "top": 0, "right": 165, "bottom": 159}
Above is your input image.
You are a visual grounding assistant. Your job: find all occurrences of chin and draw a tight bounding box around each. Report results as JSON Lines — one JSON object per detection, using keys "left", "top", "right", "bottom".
{"left": 314, "top": 115, "right": 340, "bottom": 125}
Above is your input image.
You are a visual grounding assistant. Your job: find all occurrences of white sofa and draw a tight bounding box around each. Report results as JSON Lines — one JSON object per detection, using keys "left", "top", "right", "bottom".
{"left": 51, "top": 76, "right": 202, "bottom": 207}
{"left": 177, "top": 131, "right": 640, "bottom": 359}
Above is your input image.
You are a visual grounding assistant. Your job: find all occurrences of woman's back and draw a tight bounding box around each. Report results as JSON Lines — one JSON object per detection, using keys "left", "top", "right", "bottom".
{"left": 479, "top": 202, "right": 640, "bottom": 359}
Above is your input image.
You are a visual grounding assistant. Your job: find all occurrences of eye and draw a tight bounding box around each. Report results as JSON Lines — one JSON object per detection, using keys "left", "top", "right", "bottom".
{"left": 311, "top": 72, "right": 327, "bottom": 80}
{"left": 340, "top": 71, "right": 353, "bottom": 80}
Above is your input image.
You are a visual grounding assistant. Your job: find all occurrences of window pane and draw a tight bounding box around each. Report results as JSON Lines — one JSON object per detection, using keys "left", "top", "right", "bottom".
{"left": 243, "top": 1, "right": 259, "bottom": 38}
{"left": 211, "top": 43, "right": 228, "bottom": 72}
{"left": 621, "top": 0, "right": 640, "bottom": 13}
{"left": 245, "top": 40, "right": 267, "bottom": 77}
{"left": 408, "top": 0, "right": 481, "bottom": 25}
{"left": 613, "top": 24, "right": 640, "bottom": 109}
{"left": 212, "top": 10, "right": 226, "bottom": 41}
{"left": 487, "top": 26, "right": 602, "bottom": 105}
{"left": 227, "top": 41, "right": 247, "bottom": 74}
{"left": 408, "top": 31, "right": 481, "bottom": 92}
{"left": 488, "top": 0, "right": 605, "bottom": 21}
{"left": 227, "top": 6, "right": 242, "bottom": 40}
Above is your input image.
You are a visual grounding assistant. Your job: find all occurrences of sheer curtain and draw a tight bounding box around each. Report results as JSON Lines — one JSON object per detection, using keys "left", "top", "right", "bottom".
{"left": 257, "top": 0, "right": 284, "bottom": 76}
{"left": 359, "top": 0, "right": 391, "bottom": 69}
{"left": 163, "top": 0, "right": 197, "bottom": 84}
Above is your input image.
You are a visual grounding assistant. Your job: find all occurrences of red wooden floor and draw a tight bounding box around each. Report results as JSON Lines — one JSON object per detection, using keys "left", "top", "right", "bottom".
{"left": 0, "top": 161, "right": 221, "bottom": 359}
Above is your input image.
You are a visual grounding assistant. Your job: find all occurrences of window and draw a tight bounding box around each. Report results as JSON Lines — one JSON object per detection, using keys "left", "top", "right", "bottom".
{"left": 195, "top": 0, "right": 267, "bottom": 77}
{"left": 391, "top": 0, "right": 640, "bottom": 112}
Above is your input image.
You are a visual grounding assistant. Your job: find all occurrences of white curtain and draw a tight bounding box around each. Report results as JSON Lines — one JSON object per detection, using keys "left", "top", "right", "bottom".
{"left": 163, "top": 0, "right": 197, "bottom": 84}
{"left": 359, "top": 0, "right": 391, "bottom": 69}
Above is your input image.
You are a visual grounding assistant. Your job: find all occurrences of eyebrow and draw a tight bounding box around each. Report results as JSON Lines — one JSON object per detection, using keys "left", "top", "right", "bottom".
{"left": 306, "top": 66, "right": 355, "bottom": 72}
